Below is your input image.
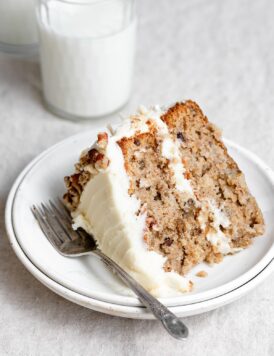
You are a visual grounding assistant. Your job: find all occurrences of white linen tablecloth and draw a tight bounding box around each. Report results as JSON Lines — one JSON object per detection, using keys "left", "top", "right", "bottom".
{"left": 0, "top": 0, "right": 273, "bottom": 354}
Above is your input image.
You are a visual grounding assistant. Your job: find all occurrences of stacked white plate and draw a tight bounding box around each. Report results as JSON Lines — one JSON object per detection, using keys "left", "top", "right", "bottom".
{"left": 5, "top": 129, "right": 274, "bottom": 319}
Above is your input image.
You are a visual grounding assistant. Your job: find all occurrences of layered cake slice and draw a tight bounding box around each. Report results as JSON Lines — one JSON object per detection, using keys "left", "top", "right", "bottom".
{"left": 63, "top": 100, "right": 265, "bottom": 297}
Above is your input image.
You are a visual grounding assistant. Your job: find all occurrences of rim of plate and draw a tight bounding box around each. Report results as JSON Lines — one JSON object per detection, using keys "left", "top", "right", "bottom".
{"left": 5, "top": 130, "right": 274, "bottom": 308}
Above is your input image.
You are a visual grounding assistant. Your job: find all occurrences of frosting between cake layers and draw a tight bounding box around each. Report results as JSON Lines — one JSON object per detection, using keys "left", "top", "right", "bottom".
{"left": 205, "top": 201, "right": 232, "bottom": 254}
{"left": 198, "top": 200, "right": 241, "bottom": 254}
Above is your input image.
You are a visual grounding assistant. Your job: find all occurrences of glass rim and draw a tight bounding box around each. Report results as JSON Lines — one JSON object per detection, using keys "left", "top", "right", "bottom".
{"left": 40, "top": 0, "right": 133, "bottom": 6}
{"left": 37, "top": 0, "right": 137, "bottom": 40}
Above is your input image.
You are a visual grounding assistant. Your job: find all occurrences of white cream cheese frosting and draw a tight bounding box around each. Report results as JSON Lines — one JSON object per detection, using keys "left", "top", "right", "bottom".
{"left": 198, "top": 200, "right": 241, "bottom": 254}
{"left": 72, "top": 106, "right": 192, "bottom": 297}
{"left": 205, "top": 201, "right": 232, "bottom": 254}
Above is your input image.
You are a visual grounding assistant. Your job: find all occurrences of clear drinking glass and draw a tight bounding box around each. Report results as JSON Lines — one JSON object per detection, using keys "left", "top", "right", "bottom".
{"left": 0, "top": 0, "right": 38, "bottom": 57}
{"left": 37, "top": 0, "right": 137, "bottom": 120}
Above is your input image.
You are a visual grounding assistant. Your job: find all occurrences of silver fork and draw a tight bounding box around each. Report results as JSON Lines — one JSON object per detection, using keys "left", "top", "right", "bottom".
{"left": 31, "top": 199, "right": 189, "bottom": 340}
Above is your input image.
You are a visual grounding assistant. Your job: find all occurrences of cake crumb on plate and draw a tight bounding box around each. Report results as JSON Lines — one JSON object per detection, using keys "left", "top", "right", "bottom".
{"left": 196, "top": 270, "right": 208, "bottom": 278}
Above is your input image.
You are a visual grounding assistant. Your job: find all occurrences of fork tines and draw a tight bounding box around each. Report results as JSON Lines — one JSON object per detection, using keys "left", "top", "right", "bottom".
{"left": 31, "top": 199, "right": 79, "bottom": 250}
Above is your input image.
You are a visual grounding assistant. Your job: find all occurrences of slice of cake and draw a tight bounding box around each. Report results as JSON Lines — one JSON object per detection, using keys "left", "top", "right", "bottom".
{"left": 63, "top": 100, "right": 265, "bottom": 297}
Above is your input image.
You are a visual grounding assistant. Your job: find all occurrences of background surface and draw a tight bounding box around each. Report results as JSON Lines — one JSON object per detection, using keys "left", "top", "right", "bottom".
{"left": 0, "top": 0, "right": 274, "bottom": 355}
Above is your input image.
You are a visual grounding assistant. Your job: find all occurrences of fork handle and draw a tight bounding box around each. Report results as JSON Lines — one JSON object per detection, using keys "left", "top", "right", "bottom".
{"left": 93, "top": 249, "right": 188, "bottom": 340}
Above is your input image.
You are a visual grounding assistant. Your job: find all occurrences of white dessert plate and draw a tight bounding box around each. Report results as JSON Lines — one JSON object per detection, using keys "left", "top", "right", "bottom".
{"left": 5, "top": 130, "right": 274, "bottom": 315}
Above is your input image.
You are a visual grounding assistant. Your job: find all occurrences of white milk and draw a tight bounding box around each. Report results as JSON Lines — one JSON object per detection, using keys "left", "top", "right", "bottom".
{"left": 38, "top": 0, "right": 136, "bottom": 119}
{"left": 0, "top": 0, "right": 38, "bottom": 45}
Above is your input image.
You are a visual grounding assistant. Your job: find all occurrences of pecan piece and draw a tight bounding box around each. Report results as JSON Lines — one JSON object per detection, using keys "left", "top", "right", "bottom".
{"left": 97, "top": 132, "right": 108, "bottom": 150}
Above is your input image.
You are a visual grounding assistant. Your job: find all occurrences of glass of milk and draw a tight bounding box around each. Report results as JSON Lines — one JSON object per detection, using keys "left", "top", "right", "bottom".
{"left": 0, "top": 0, "right": 38, "bottom": 56}
{"left": 37, "top": 0, "right": 137, "bottom": 120}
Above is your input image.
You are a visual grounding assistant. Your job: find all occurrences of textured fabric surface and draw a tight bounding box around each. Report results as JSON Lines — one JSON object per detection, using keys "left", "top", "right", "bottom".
{"left": 0, "top": 0, "right": 274, "bottom": 355}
